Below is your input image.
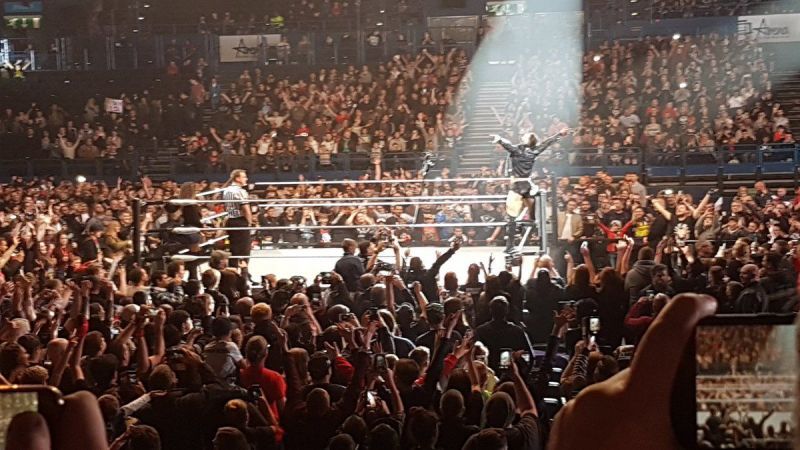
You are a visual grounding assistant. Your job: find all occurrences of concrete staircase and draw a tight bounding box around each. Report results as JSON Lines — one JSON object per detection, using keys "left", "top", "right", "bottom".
{"left": 458, "top": 80, "right": 512, "bottom": 172}
{"left": 139, "top": 142, "right": 180, "bottom": 180}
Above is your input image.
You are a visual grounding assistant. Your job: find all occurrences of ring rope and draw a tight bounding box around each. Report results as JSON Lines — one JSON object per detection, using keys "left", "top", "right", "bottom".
{"left": 166, "top": 222, "right": 512, "bottom": 234}
{"left": 251, "top": 177, "right": 518, "bottom": 187}
{"left": 167, "top": 194, "right": 509, "bottom": 206}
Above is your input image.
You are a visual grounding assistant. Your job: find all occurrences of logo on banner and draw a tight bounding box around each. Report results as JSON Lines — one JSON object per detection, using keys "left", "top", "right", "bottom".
{"left": 740, "top": 18, "right": 789, "bottom": 38}
{"left": 219, "top": 35, "right": 281, "bottom": 63}
{"left": 232, "top": 38, "right": 260, "bottom": 57}
{"left": 738, "top": 14, "right": 800, "bottom": 42}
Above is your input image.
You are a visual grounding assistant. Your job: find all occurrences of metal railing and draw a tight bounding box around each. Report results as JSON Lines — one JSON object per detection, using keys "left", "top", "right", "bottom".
{"left": 541, "top": 143, "right": 800, "bottom": 182}
{"left": 169, "top": 150, "right": 458, "bottom": 179}
{"left": 0, "top": 143, "right": 798, "bottom": 184}
{"left": 0, "top": 154, "right": 139, "bottom": 180}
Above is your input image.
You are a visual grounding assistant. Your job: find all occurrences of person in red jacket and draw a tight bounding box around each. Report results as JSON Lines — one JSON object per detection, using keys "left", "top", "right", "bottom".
{"left": 597, "top": 220, "right": 634, "bottom": 268}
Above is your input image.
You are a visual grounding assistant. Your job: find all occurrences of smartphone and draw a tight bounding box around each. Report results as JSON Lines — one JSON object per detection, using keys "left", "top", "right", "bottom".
{"left": 0, "top": 385, "right": 64, "bottom": 448}
{"left": 247, "top": 384, "right": 262, "bottom": 403}
{"left": 499, "top": 348, "right": 512, "bottom": 369}
{"left": 366, "top": 391, "right": 377, "bottom": 408}
{"left": 126, "top": 368, "right": 138, "bottom": 385}
{"left": 672, "top": 314, "right": 797, "bottom": 449}
{"left": 374, "top": 353, "right": 387, "bottom": 371}
{"left": 589, "top": 316, "right": 601, "bottom": 336}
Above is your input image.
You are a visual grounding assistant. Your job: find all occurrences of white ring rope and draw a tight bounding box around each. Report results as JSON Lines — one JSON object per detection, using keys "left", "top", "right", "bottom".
{"left": 168, "top": 221, "right": 511, "bottom": 234}
{"left": 169, "top": 194, "right": 509, "bottom": 205}
{"left": 252, "top": 177, "right": 518, "bottom": 187}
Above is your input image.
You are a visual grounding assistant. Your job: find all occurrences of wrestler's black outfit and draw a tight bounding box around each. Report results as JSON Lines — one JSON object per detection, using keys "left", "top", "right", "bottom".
{"left": 498, "top": 133, "right": 563, "bottom": 195}
{"left": 496, "top": 133, "right": 564, "bottom": 254}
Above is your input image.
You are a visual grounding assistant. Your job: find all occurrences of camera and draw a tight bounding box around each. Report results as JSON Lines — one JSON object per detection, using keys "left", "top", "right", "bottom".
{"left": 338, "top": 313, "right": 355, "bottom": 323}
{"left": 317, "top": 271, "right": 333, "bottom": 285}
{"left": 374, "top": 260, "right": 395, "bottom": 273}
{"left": 166, "top": 348, "right": 184, "bottom": 362}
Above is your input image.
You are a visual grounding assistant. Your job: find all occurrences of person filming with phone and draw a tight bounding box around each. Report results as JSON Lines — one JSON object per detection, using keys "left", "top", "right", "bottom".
{"left": 474, "top": 297, "right": 533, "bottom": 372}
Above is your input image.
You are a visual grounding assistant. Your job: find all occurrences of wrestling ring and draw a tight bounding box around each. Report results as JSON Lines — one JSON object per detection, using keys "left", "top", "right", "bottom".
{"left": 131, "top": 175, "right": 559, "bottom": 281}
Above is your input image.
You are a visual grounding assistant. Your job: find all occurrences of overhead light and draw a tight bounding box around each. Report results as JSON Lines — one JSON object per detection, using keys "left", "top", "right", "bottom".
{"left": 631, "top": 11, "right": 639, "bottom": 16}
{"left": 379, "top": 9, "right": 385, "bottom": 13}
{"left": 138, "top": 16, "right": 145, "bottom": 20}
{"left": 75, "top": 175, "right": 87, "bottom": 183}
{"left": 143, "top": 3, "right": 151, "bottom": 7}
{"left": 679, "top": 82, "right": 688, "bottom": 89}
{"left": 593, "top": 55, "right": 601, "bottom": 62}
{"left": 376, "top": 22, "right": 383, "bottom": 26}
{"left": 672, "top": 33, "right": 681, "bottom": 40}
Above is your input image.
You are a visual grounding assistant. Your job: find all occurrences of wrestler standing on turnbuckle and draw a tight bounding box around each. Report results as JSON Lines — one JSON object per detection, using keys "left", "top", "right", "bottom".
{"left": 491, "top": 128, "right": 570, "bottom": 260}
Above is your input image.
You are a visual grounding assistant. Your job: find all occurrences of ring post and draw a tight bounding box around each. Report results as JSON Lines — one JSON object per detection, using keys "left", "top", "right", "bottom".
{"left": 133, "top": 198, "right": 143, "bottom": 267}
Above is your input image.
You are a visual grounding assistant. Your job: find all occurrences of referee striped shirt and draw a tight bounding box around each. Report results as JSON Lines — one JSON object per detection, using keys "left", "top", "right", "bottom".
{"left": 223, "top": 184, "right": 248, "bottom": 219}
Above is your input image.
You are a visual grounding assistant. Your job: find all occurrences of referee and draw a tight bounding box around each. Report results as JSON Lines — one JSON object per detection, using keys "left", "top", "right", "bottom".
{"left": 223, "top": 169, "right": 253, "bottom": 268}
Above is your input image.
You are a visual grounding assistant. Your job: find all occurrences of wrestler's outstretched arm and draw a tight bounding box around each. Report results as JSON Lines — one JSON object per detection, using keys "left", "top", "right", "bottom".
{"left": 491, "top": 134, "right": 518, "bottom": 155}
{"left": 536, "top": 127, "right": 571, "bottom": 153}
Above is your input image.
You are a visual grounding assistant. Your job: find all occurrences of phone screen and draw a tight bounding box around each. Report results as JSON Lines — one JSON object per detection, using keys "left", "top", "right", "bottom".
{"left": 0, "top": 391, "right": 38, "bottom": 448}
{"left": 589, "top": 317, "right": 601, "bottom": 336}
{"left": 374, "top": 354, "right": 386, "bottom": 370}
{"left": 695, "top": 322, "right": 796, "bottom": 448}
{"left": 499, "top": 350, "right": 511, "bottom": 369}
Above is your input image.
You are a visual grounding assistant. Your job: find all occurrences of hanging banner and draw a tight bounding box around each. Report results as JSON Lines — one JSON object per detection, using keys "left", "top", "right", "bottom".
{"left": 219, "top": 35, "right": 282, "bottom": 63}
{"left": 738, "top": 14, "right": 800, "bottom": 43}
{"left": 219, "top": 35, "right": 262, "bottom": 62}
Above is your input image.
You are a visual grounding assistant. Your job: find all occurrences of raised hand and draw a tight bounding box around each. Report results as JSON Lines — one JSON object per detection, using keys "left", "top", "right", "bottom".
{"left": 324, "top": 341, "right": 340, "bottom": 361}
{"left": 452, "top": 330, "right": 475, "bottom": 359}
{"left": 553, "top": 308, "right": 574, "bottom": 332}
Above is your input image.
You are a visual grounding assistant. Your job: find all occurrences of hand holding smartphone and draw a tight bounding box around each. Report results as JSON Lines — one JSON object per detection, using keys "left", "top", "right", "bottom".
{"left": 0, "top": 385, "right": 64, "bottom": 449}
{"left": 672, "top": 314, "right": 797, "bottom": 449}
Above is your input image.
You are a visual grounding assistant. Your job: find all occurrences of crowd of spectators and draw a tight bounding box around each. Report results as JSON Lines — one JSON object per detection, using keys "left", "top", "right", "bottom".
{"left": 191, "top": 0, "right": 424, "bottom": 35}
{"left": 2, "top": 6, "right": 800, "bottom": 450}
{"left": 0, "top": 161, "right": 797, "bottom": 449}
{"left": 0, "top": 43, "right": 470, "bottom": 174}
{"left": 3, "top": 32, "right": 798, "bottom": 175}
{"left": 651, "top": 0, "right": 797, "bottom": 19}
{"left": 176, "top": 47, "right": 470, "bottom": 173}
{"left": 498, "top": 34, "right": 795, "bottom": 167}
